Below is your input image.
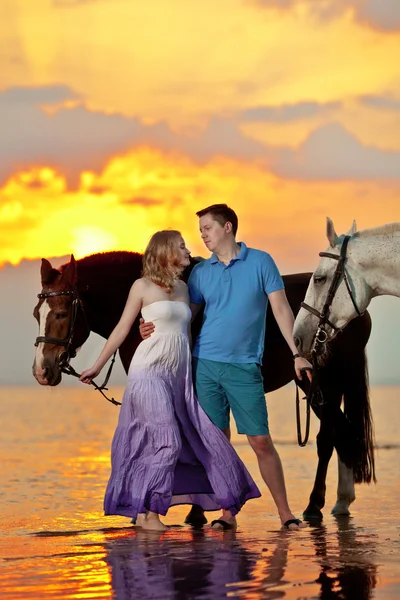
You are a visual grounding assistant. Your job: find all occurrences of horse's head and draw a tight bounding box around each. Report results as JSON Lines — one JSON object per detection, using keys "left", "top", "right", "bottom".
{"left": 293, "top": 217, "right": 369, "bottom": 359}
{"left": 32, "top": 255, "right": 90, "bottom": 386}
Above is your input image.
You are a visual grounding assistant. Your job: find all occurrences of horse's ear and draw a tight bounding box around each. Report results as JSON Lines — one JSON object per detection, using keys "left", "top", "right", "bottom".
{"left": 62, "top": 254, "right": 78, "bottom": 286}
{"left": 41, "top": 258, "right": 58, "bottom": 285}
{"left": 326, "top": 217, "right": 339, "bottom": 248}
{"left": 346, "top": 220, "right": 357, "bottom": 236}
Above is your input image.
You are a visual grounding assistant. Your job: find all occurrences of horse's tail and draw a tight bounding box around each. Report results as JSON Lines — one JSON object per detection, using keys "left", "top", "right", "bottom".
{"left": 342, "top": 349, "right": 376, "bottom": 484}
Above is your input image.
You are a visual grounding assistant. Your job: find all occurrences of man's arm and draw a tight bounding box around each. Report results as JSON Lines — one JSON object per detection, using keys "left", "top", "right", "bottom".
{"left": 268, "top": 289, "right": 312, "bottom": 381}
{"left": 190, "top": 302, "right": 203, "bottom": 322}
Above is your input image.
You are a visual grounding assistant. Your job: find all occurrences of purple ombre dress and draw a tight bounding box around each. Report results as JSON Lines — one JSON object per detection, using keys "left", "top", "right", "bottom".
{"left": 104, "top": 300, "right": 260, "bottom": 521}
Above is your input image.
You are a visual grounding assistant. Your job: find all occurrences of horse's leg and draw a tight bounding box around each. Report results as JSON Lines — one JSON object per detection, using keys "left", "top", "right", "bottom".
{"left": 303, "top": 384, "right": 342, "bottom": 520}
{"left": 303, "top": 411, "right": 334, "bottom": 519}
{"left": 332, "top": 459, "right": 355, "bottom": 516}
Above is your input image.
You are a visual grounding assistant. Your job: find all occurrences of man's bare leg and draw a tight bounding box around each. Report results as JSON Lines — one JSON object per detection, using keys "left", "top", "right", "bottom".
{"left": 247, "top": 434, "right": 306, "bottom": 530}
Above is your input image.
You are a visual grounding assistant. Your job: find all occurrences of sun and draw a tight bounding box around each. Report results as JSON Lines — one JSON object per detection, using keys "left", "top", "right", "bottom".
{"left": 72, "top": 226, "right": 117, "bottom": 259}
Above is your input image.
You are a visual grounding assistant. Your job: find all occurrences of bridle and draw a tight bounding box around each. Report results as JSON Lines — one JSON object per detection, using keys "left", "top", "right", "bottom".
{"left": 300, "top": 235, "right": 362, "bottom": 354}
{"left": 34, "top": 287, "right": 120, "bottom": 406}
{"left": 35, "top": 289, "right": 83, "bottom": 363}
{"left": 295, "top": 235, "right": 362, "bottom": 446}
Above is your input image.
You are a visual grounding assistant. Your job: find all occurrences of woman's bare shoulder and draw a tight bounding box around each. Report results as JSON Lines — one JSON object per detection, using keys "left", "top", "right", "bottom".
{"left": 129, "top": 277, "right": 149, "bottom": 293}
{"left": 176, "top": 279, "right": 188, "bottom": 291}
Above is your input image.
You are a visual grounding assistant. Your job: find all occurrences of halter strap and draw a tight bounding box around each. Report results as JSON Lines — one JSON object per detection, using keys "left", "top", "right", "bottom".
{"left": 300, "top": 235, "right": 362, "bottom": 354}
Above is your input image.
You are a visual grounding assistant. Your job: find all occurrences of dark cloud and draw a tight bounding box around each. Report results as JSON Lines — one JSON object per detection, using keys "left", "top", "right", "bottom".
{"left": 0, "top": 85, "right": 399, "bottom": 186}
{"left": 0, "top": 85, "right": 80, "bottom": 106}
{"left": 360, "top": 95, "right": 400, "bottom": 110}
{"left": 121, "top": 197, "right": 165, "bottom": 206}
{"left": 0, "top": 87, "right": 265, "bottom": 187}
{"left": 272, "top": 122, "right": 400, "bottom": 180}
{"left": 240, "top": 101, "right": 340, "bottom": 122}
{"left": 87, "top": 185, "right": 110, "bottom": 195}
{"left": 251, "top": 0, "right": 400, "bottom": 32}
{"left": 18, "top": 178, "right": 48, "bottom": 191}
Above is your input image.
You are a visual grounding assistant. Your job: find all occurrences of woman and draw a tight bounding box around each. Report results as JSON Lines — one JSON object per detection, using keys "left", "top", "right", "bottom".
{"left": 80, "top": 230, "right": 260, "bottom": 531}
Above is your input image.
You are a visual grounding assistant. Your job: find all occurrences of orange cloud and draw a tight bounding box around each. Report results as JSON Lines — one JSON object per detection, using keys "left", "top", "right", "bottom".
{"left": 0, "top": 148, "right": 398, "bottom": 273}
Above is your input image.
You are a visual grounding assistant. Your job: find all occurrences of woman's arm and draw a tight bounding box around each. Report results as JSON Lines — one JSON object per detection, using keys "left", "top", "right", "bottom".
{"left": 80, "top": 279, "right": 145, "bottom": 383}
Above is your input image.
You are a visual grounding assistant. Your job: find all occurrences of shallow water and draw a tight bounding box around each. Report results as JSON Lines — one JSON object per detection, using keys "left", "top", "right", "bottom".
{"left": 0, "top": 384, "right": 399, "bottom": 599}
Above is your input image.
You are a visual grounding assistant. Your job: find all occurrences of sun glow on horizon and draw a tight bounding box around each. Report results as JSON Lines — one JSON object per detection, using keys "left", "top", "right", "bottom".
{"left": 1, "top": 147, "right": 399, "bottom": 273}
{"left": 72, "top": 226, "right": 118, "bottom": 259}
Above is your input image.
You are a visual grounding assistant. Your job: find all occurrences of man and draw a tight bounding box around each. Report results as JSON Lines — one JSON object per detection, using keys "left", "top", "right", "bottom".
{"left": 140, "top": 204, "right": 311, "bottom": 530}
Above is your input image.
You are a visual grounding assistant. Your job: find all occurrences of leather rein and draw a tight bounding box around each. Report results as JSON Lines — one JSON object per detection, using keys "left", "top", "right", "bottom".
{"left": 295, "top": 235, "right": 362, "bottom": 446}
{"left": 35, "top": 288, "right": 120, "bottom": 406}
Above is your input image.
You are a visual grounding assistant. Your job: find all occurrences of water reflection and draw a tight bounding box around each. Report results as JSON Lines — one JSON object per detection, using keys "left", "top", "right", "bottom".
{"left": 310, "top": 517, "right": 377, "bottom": 600}
{"left": 103, "top": 528, "right": 257, "bottom": 599}
{"left": 101, "top": 517, "right": 378, "bottom": 600}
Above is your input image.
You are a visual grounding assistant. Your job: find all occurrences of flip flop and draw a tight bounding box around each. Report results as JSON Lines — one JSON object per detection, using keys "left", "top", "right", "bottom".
{"left": 211, "top": 519, "right": 234, "bottom": 530}
{"left": 283, "top": 518, "right": 303, "bottom": 529}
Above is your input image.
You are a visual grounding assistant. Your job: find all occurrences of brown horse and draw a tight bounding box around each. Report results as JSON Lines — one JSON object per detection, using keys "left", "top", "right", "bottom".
{"left": 32, "top": 251, "right": 375, "bottom": 519}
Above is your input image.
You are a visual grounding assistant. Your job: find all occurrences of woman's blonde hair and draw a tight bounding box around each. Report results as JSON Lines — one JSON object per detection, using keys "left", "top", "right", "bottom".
{"left": 142, "top": 230, "right": 184, "bottom": 292}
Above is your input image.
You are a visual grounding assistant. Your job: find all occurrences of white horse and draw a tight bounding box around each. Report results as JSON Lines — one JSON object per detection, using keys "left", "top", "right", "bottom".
{"left": 293, "top": 218, "right": 400, "bottom": 359}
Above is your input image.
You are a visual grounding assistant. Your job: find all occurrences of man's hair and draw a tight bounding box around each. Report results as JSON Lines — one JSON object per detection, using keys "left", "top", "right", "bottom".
{"left": 196, "top": 204, "right": 238, "bottom": 236}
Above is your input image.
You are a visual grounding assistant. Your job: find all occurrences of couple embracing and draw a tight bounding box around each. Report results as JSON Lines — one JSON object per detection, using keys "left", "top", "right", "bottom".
{"left": 80, "top": 204, "right": 311, "bottom": 531}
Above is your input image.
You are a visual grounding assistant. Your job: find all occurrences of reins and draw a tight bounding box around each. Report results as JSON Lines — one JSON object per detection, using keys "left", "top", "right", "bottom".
{"left": 295, "top": 365, "right": 326, "bottom": 447}
{"left": 60, "top": 353, "right": 121, "bottom": 406}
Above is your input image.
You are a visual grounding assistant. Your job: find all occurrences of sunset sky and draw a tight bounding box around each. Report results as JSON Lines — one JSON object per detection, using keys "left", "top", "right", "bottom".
{"left": 1, "top": 0, "right": 399, "bottom": 272}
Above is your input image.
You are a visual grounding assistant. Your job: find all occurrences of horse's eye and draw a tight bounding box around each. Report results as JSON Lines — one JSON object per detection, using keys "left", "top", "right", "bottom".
{"left": 56, "top": 312, "right": 68, "bottom": 320}
{"left": 314, "top": 275, "right": 326, "bottom": 285}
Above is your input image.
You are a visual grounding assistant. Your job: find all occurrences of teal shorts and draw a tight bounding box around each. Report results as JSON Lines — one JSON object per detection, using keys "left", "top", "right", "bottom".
{"left": 192, "top": 357, "right": 269, "bottom": 436}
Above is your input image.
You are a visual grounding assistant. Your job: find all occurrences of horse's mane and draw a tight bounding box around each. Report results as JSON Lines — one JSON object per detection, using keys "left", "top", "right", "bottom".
{"left": 59, "top": 251, "right": 202, "bottom": 288}
{"left": 76, "top": 250, "right": 142, "bottom": 269}
{"left": 59, "top": 251, "right": 142, "bottom": 272}
{"left": 355, "top": 223, "right": 400, "bottom": 239}
{"left": 59, "top": 251, "right": 143, "bottom": 287}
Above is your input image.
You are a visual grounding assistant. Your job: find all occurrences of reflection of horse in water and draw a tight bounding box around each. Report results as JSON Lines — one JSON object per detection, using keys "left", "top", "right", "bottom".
{"left": 257, "top": 518, "right": 377, "bottom": 600}
{"left": 32, "top": 251, "right": 375, "bottom": 517}
{"left": 101, "top": 519, "right": 377, "bottom": 600}
{"left": 312, "top": 519, "right": 377, "bottom": 600}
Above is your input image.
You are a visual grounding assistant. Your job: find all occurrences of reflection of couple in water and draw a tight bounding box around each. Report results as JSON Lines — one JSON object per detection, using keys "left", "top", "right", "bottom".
{"left": 80, "top": 204, "right": 311, "bottom": 531}
{"left": 103, "top": 518, "right": 377, "bottom": 600}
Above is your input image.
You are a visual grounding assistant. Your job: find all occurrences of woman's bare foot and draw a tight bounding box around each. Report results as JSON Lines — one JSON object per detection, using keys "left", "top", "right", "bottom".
{"left": 141, "top": 511, "right": 168, "bottom": 531}
{"left": 135, "top": 513, "right": 146, "bottom": 527}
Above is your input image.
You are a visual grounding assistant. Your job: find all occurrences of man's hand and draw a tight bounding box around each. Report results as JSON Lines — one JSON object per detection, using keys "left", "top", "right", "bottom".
{"left": 295, "top": 356, "right": 313, "bottom": 381}
{"left": 139, "top": 317, "right": 155, "bottom": 339}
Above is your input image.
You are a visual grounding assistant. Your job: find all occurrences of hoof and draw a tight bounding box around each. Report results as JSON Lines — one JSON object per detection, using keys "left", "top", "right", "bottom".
{"left": 303, "top": 505, "right": 323, "bottom": 520}
{"left": 331, "top": 502, "right": 351, "bottom": 516}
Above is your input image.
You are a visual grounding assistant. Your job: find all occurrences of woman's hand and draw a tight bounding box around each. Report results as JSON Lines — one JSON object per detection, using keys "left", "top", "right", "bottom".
{"left": 80, "top": 365, "right": 102, "bottom": 384}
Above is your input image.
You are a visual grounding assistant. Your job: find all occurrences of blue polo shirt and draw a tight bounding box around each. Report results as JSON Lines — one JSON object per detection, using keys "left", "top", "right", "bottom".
{"left": 188, "top": 242, "right": 284, "bottom": 364}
